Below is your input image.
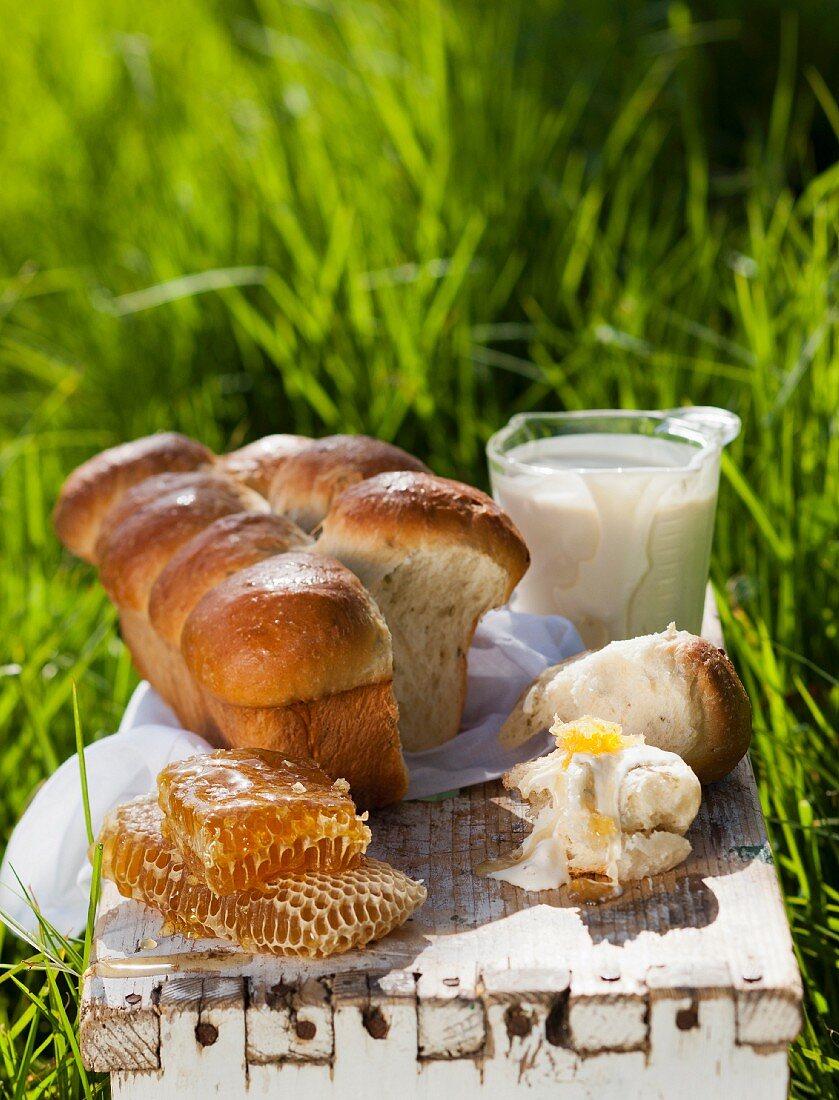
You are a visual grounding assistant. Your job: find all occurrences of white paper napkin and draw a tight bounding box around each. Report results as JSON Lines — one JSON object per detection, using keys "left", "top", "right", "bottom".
{"left": 0, "top": 608, "right": 582, "bottom": 937}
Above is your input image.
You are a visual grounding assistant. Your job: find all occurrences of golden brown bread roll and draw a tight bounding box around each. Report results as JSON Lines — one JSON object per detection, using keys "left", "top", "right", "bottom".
{"left": 181, "top": 553, "right": 407, "bottom": 808}
{"left": 182, "top": 553, "right": 393, "bottom": 707}
{"left": 53, "top": 432, "right": 213, "bottom": 563}
{"left": 267, "top": 434, "right": 431, "bottom": 531}
{"left": 96, "top": 471, "right": 269, "bottom": 613}
{"left": 216, "top": 434, "right": 311, "bottom": 495}
{"left": 90, "top": 471, "right": 270, "bottom": 729}
{"left": 149, "top": 511, "right": 312, "bottom": 647}
{"left": 316, "top": 471, "right": 530, "bottom": 750}
{"left": 140, "top": 512, "right": 312, "bottom": 738}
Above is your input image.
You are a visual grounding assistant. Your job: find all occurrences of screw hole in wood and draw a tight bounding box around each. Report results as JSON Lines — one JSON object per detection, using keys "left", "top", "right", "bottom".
{"left": 545, "top": 996, "right": 570, "bottom": 1047}
{"left": 295, "top": 1019, "right": 317, "bottom": 1041}
{"left": 504, "top": 1005, "right": 533, "bottom": 1039}
{"left": 676, "top": 1007, "right": 699, "bottom": 1031}
{"left": 362, "top": 1006, "right": 389, "bottom": 1039}
{"left": 195, "top": 1022, "right": 218, "bottom": 1047}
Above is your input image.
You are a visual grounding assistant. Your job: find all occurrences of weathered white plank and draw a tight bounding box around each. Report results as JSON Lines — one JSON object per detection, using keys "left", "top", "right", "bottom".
{"left": 79, "top": 891, "right": 162, "bottom": 1072}
{"left": 481, "top": 967, "right": 576, "bottom": 1089}
{"left": 86, "top": 589, "right": 801, "bottom": 1096}
{"left": 416, "top": 959, "right": 484, "bottom": 1059}
{"left": 247, "top": 973, "right": 333, "bottom": 1063}
{"left": 331, "top": 970, "right": 418, "bottom": 1094}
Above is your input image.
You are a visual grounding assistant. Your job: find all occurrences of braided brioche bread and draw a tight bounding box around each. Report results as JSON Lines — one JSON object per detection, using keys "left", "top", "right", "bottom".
{"left": 54, "top": 431, "right": 528, "bottom": 805}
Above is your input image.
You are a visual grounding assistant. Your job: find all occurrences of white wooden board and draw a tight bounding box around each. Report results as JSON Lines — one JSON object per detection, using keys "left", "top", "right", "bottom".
{"left": 79, "top": 596, "right": 802, "bottom": 1097}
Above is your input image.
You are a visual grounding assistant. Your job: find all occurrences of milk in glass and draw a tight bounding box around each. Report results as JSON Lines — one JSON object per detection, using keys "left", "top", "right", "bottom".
{"left": 487, "top": 413, "right": 737, "bottom": 648}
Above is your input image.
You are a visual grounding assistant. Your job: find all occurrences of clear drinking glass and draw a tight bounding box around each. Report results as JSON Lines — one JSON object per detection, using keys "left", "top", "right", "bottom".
{"left": 486, "top": 407, "right": 741, "bottom": 648}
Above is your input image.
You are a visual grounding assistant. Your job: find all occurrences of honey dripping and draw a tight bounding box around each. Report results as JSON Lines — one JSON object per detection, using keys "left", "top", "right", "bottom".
{"left": 89, "top": 949, "right": 252, "bottom": 979}
{"left": 98, "top": 796, "right": 426, "bottom": 959}
{"left": 157, "top": 749, "right": 372, "bottom": 895}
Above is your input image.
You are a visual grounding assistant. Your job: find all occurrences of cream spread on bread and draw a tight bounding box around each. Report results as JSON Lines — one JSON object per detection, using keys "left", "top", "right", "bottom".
{"left": 481, "top": 716, "right": 701, "bottom": 898}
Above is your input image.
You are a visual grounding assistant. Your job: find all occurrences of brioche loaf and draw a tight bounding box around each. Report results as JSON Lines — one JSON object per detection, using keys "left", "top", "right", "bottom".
{"left": 69, "top": 446, "right": 406, "bottom": 809}
{"left": 95, "top": 474, "right": 406, "bottom": 806}
{"left": 267, "top": 434, "right": 431, "bottom": 531}
{"left": 53, "top": 430, "right": 528, "bottom": 804}
{"left": 317, "top": 471, "right": 530, "bottom": 750}
{"left": 498, "top": 624, "right": 751, "bottom": 783}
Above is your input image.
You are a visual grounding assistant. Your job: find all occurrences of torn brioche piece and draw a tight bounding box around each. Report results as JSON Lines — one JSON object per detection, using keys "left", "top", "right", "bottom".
{"left": 316, "top": 471, "right": 530, "bottom": 750}
{"left": 481, "top": 716, "right": 701, "bottom": 900}
{"left": 98, "top": 795, "right": 426, "bottom": 959}
{"left": 157, "top": 749, "right": 372, "bottom": 895}
{"left": 498, "top": 624, "right": 751, "bottom": 783}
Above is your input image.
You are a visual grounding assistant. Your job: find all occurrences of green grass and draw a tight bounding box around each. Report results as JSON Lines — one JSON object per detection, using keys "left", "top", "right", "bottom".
{"left": 0, "top": 0, "right": 837, "bottom": 1094}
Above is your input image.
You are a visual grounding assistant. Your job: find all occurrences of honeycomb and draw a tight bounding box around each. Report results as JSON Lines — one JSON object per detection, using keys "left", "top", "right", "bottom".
{"left": 157, "top": 749, "right": 372, "bottom": 895}
{"left": 98, "top": 796, "right": 426, "bottom": 958}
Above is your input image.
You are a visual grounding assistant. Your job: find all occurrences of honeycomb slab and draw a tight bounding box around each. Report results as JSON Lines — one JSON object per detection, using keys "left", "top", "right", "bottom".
{"left": 99, "top": 796, "right": 426, "bottom": 958}
{"left": 157, "top": 749, "right": 371, "bottom": 895}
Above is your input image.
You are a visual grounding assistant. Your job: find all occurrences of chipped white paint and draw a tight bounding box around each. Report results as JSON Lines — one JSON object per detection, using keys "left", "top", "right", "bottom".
{"left": 417, "top": 959, "right": 484, "bottom": 1059}
{"left": 88, "top": 592, "right": 801, "bottom": 1097}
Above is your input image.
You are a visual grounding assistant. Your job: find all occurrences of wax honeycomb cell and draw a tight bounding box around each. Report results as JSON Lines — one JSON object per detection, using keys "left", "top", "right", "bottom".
{"left": 98, "top": 796, "right": 426, "bottom": 958}
{"left": 157, "top": 749, "right": 372, "bottom": 895}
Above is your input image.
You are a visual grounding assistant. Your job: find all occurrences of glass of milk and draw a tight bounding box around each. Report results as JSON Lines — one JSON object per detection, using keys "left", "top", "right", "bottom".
{"left": 486, "top": 407, "right": 740, "bottom": 648}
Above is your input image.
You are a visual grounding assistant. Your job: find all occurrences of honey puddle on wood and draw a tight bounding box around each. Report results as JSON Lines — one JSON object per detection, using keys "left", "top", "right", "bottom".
{"left": 89, "top": 949, "right": 253, "bottom": 978}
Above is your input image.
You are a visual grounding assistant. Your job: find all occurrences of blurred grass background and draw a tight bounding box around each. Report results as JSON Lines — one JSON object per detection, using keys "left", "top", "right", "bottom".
{"left": 0, "top": 0, "right": 837, "bottom": 1094}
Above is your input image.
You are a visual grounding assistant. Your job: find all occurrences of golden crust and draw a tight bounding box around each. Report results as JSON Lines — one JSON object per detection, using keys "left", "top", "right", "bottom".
{"left": 53, "top": 432, "right": 213, "bottom": 563}
{"left": 148, "top": 512, "right": 311, "bottom": 646}
{"left": 181, "top": 552, "right": 393, "bottom": 709}
{"left": 198, "top": 682, "right": 408, "bottom": 810}
{"left": 267, "top": 434, "right": 431, "bottom": 530}
{"left": 119, "top": 602, "right": 407, "bottom": 809}
{"left": 677, "top": 636, "right": 752, "bottom": 783}
{"left": 216, "top": 435, "right": 311, "bottom": 495}
{"left": 97, "top": 472, "right": 268, "bottom": 612}
{"left": 320, "top": 470, "right": 530, "bottom": 591}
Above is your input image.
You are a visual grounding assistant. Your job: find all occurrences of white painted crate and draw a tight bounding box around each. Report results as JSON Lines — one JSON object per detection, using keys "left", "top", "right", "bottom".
{"left": 80, "top": 598, "right": 801, "bottom": 1097}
